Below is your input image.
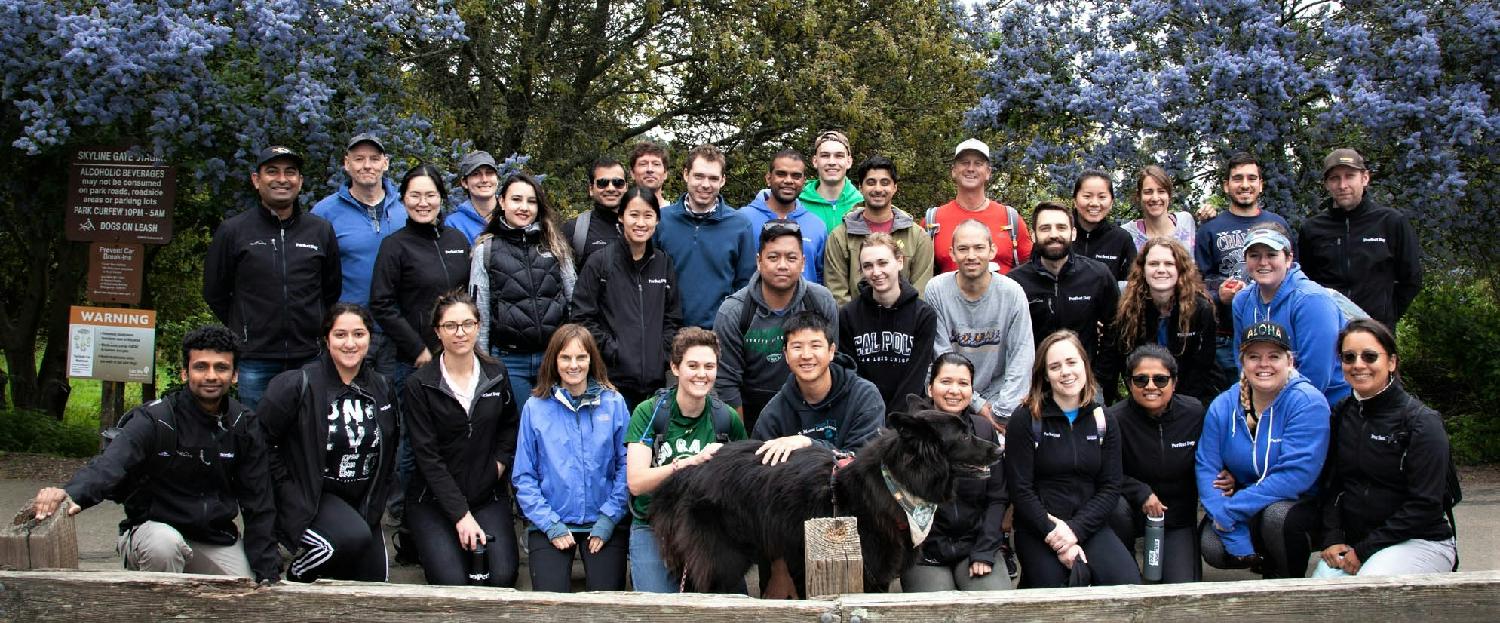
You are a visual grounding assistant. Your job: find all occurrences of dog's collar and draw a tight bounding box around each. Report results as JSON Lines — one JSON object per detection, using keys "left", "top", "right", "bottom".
{"left": 829, "top": 452, "right": 856, "bottom": 517}
{"left": 880, "top": 463, "right": 937, "bottom": 548}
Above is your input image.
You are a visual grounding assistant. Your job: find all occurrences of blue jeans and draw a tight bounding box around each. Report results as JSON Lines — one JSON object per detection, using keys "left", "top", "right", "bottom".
{"left": 236, "top": 356, "right": 313, "bottom": 411}
{"left": 495, "top": 349, "right": 543, "bottom": 404}
{"left": 1215, "top": 334, "right": 1239, "bottom": 378}
{"left": 629, "top": 523, "right": 678, "bottom": 593}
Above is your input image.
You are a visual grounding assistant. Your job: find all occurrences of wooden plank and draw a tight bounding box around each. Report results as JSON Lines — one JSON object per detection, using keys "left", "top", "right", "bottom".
{"left": 0, "top": 506, "right": 78, "bottom": 570}
{"left": 804, "top": 517, "right": 862, "bottom": 598}
{"left": 0, "top": 571, "right": 840, "bottom": 622}
{"left": 839, "top": 571, "right": 1500, "bottom": 622}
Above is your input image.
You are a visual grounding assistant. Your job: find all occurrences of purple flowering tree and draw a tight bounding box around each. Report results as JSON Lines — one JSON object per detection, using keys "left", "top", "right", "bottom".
{"left": 0, "top": 0, "right": 465, "bottom": 413}
{"left": 964, "top": 0, "right": 1497, "bottom": 264}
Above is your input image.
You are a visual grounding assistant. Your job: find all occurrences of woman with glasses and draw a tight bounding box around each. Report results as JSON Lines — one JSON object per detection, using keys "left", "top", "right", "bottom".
{"left": 570, "top": 187, "right": 683, "bottom": 409}
{"left": 472, "top": 172, "right": 576, "bottom": 403}
{"left": 257, "top": 303, "right": 397, "bottom": 582}
{"left": 1197, "top": 321, "right": 1329, "bottom": 578}
{"left": 1314, "top": 318, "right": 1456, "bottom": 577}
{"left": 1112, "top": 238, "right": 1220, "bottom": 402}
{"left": 1107, "top": 345, "right": 1206, "bottom": 583}
{"left": 1007, "top": 330, "right": 1141, "bottom": 587}
{"left": 401, "top": 292, "right": 520, "bottom": 586}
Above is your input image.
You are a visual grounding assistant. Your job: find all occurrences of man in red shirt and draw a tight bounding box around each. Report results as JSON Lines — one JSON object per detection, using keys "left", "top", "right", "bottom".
{"left": 926, "top": 139, "right": 1032, "bottom": 274}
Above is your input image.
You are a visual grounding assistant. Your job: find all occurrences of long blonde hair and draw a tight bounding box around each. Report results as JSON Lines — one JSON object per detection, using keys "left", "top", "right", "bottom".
{"left": 1115, "top": 238, "right": 1210, "bottom": 355}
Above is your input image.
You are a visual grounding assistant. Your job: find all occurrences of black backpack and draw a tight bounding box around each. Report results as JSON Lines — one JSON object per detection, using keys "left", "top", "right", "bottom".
{"left": 99, "top": 400, "right": 178, "bottom": 504}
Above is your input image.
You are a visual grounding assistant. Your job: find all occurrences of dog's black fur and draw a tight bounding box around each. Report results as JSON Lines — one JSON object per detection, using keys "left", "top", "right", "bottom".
{"left": 649, "top": 402, "right": 1001, "bottom": 594}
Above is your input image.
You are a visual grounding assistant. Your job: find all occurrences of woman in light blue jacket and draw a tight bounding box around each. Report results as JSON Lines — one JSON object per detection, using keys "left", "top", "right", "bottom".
{"left": 512, "top": 324, "right": 630, "bottom": 592}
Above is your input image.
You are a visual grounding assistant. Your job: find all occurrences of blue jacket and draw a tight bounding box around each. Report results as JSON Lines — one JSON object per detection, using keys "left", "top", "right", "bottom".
{"left": 655, "top": 195, "right": 757, "bottom": 328}
{"left": 511, "top": 383, "right": 631, "bottom": 540}
{"left": 312, "top": 178, "right": 406, "bottom": 306}
{"left": 740, "top": 189, "right": 828, "bottom": 284}
{"left": 1195, "top": 373, "right": 1330, "bottom": 531}
{"left": 1232, "top": 264, "right": 1351, "bottom": 404}
{"left": 444, "top": 200, "right": 489, "bottom": 245}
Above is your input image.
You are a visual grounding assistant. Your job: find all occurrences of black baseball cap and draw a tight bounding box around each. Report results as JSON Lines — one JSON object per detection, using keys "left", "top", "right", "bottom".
{"left": 255, "top": 146, "right": 304, "bottom": 170}
{"left": 346, "top": 133, "right": 386, "bottom": 153}
{"left": 1241, "top": 321, "right": 1292, "bottom": 352}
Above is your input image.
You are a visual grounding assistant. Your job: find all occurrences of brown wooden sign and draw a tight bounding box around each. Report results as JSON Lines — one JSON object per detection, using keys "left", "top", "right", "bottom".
{"left": 86, "top": 242, "right": 145, "bottom": 304}
{"left": 64, "top": 146, "right": 174, "bottom": 244}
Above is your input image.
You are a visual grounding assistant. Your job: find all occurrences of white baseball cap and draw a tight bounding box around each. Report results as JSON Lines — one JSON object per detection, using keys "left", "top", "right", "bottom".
{"left": 953, "top": 138, "right": 991, "bottom": 162}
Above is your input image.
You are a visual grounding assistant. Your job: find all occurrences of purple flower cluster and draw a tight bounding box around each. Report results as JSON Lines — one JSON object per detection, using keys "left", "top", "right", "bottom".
{"left": 964, "top": 0, "right": 1497, "bottom": 258}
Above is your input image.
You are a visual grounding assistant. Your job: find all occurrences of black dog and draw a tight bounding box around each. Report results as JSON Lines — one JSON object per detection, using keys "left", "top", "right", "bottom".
{"left": 650, "top": 406, "right": 1001, "bottom": 594}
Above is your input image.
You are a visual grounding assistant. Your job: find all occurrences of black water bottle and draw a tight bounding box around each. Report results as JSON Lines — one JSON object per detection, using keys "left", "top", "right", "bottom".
{"left": 467, "top": 534, "right": 493, "bottom": 585}
{"left": 1143, "top": 515, "right": 1165, "bottom": 582}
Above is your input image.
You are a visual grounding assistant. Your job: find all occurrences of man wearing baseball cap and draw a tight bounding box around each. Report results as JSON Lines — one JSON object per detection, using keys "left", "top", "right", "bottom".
{"left": 203, "top": 146, "right": 342, "bottom": 409}
{"left": 926, "top": 138, "right": 1032, "bottom": 274}
{"left": 1296, "top": 148, "right": 1423, "bottom": 331}
{"left": 445, "top": 150, "right": 501, "bottom": 244}
{"left": 1231, "top": 223, "right": 1351, "bottom": 405}
{"left": 798, "top": 130, "right": 864, "bottom": 232}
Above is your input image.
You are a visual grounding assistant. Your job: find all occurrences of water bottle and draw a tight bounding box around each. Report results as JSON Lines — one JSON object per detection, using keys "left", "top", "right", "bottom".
{"left": 467, "top": 533, "right": 493, "bottom": 585}
{"left": 1143, "top": 515, "right": 1165, "bottom": 582}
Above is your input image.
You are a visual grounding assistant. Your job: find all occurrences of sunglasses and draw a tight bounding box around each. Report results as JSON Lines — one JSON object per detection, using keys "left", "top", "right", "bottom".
{"left": 762, "top": 220, "right": 802, "bottom": 234}
{"left": 1129, "top": 374, "right": 1173, "bottom": 389}
{"left": 593, "top": 177, "right": 627, "bottom": 189}
{"left": 1340, "top": 350, "right": 1383, "bottom": 365}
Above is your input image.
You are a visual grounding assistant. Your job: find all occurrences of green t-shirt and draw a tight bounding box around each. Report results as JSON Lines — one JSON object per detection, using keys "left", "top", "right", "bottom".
{"left": 626, "top": 394, "right": 749, "bottom": 525}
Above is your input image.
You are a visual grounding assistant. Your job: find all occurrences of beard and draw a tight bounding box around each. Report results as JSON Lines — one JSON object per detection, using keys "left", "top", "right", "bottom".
{"left": 1039, "top": 239, "right": 1070, "bottom": 261}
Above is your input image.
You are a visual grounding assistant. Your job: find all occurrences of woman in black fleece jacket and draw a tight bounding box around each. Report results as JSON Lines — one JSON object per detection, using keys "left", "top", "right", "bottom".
{"left": 1314, "top": 319, "right": 1456, "bottom": 577}
{"left": 1006, "top": 330, "right": 1141, "bottom": 587}
{"left": 1107, "top": 345, "right": 1205, "bottom": 583}
{"left": 402, "top": 292, "right": 521, "bottom": 586}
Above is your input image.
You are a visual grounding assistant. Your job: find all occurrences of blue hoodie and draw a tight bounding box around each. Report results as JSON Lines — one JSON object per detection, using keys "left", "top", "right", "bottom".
{"left": 444, "top": 200, "right": 489, "bottom": 245}
{"left": 1196, "top": 374, "right": 1330, "bottom": 533}
{"left": 655, "top": 195, "right": 757, "bottom": 328}
{"left": 740, "top": 189, "right": 828, "bottom": 284}
{"left": 511, "top": 383, "right": 631, "bottom": 541}
{"left": 1232, "top": 264, "right": 1351, "bottom": 405}
{"left": 312, "top": 178, "right": 406, "bottom": 305}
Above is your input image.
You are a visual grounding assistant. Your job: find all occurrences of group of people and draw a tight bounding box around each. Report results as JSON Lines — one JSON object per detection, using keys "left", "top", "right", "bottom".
{"left": 32, "top": 132, "right": 1448, "bottom": 594}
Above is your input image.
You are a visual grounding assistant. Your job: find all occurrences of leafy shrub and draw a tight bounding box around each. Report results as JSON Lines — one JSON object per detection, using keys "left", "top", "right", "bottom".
{"left": 0, "top": 408, "right": 99, "bottom": 458}
{"left": 1398, "top": 273, "right": 1500, "bottom": 464}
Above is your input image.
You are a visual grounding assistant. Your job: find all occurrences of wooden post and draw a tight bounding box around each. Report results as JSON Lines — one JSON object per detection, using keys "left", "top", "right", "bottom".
{"left": 0, "top": 503, "right": 79, "bottom": 570}
{"left": 804, "top": 516, "right": 862, "bottom": 597}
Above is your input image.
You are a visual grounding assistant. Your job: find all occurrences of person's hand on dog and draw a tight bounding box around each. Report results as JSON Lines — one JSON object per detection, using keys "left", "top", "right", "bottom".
{"left": 1213, "top": 469, "right": 1236, "bottom": 496}
{"left": 455, "top": 512, "right": 486, "bottom": 551}
{"left": 676, "top": 443, "right": 726, "bottom": 470}
{"left": 755, "top": 435, "right": 812, "bottom": 465}
{"left": 1142, "top": 494, "right": 1168, "bottom": 518}
{"left": 550, "top": 533, "right": 576, "bottom": 551}
{"left": 1057, "top": 544, "right": 1087, "bottom": 569}
{"left": 588, "top": 536, "right": 604, "bottom": 554}
{"left": 969, "top": 560, "right": 992, "bottom": 578}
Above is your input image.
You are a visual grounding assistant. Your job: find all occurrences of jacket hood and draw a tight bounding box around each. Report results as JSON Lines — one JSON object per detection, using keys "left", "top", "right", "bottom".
{"left": 841, "top": 206, "right": 918, "bottom": 236}
{"left": 746, "top": 188, "right": 809, "bottom": 220}
{"left": 798, "top": 178, "right": 862, "bottom": 208}
{"left": 745, "top": 272, "right": 810, "bottom": 312}
{"left": 1263, "top": 263, "right": 1318, "bottom": 310}
{"left": 1074, "top": 213, "right": 1121, "bottom": 235}
{"left": 778, "top": 354, "right": 860, "bottom": 408}
{"left": 856, "top": 276, "right": 919, "bottom": 308}
{"left": 670, "top": 194, "right": 735, "bottom": 221}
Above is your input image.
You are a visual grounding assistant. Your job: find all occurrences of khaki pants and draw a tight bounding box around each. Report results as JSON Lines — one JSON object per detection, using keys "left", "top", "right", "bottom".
{"left": 118, "top": 521, "right": 252, "bottom": 578}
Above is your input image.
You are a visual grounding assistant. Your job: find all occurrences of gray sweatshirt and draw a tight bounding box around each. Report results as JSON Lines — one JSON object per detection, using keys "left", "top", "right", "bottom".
{"left": 924, "top": 271, "right": 1033, "bottom": 418}
{"left": 712, "top": 274, "right": 839, "bottom": 408}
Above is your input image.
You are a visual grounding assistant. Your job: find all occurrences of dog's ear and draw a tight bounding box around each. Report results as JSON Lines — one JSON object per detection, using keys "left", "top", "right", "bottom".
{"left": 888, "top": 409, "right": 937, "bottom": 441}
{"left": 903, "top": 393, "right": 931, "bottom": 417}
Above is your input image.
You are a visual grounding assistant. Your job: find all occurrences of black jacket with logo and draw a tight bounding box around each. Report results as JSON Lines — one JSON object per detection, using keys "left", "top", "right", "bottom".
{"left": 1072, "top": 216, "right": 1137, "bottom": 282}
{"left": 1108, "top": 394, "right": 1205, "bottom": 529}
{"left": 64, "top": 390, "right": 279, "bottom": 581}
{"left": 1117, "top": 293, "right": 1221, "bottom": 402}
{"left": 1297, "top": 196, "right": 1423, "bottom": 329}
{"left": 403, "top": 357, "right": 519, "bottom": 522}
{"left": 837, "top": 279, "right": 938, "bottom": 415}
{"left": 562, "top": 204, "right": 625, "bottom": 269}
{"left": 919, "top": 406, "right": 1009, "bottom": 567}
{"left": 203, "top": 202, "right": 342, "bottom": 360}
{"left": 1009, "top": 254, "right": 1121, "bottom": 387}
{"left": 256, "top": 355, "right": 397, "bottom": 550}
{"left": 569, "top": 240, "right": 683, "bottom": 398}
{"left": 369, "top": 220, "right": 471, "bottom": 364}
{"left": 1319, "top": 382, "right": 1453, "bottom": 562}
{"left": 1006, "top": 399, "right": 1122, "bottom": 542}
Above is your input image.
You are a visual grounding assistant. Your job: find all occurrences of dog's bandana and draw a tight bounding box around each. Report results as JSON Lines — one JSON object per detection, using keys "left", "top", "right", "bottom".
{"left": 880, "top": 464, "right": 937, "bottom": 548}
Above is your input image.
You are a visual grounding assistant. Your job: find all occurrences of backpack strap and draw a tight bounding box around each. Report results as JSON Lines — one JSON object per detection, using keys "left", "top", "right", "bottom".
{"left": 737, "top": 296, "right": 757, "bottom": 338}
{"left": 1005, "top": 204, "right": 1022, "bottom": 269}
{"left": 646, "top": 388, "right": 673, "bottom": 461}
{"left": 708, "top": 396, "right": 734, "bottom": 444}
{"left": 1093, "top": 406, "right": 1107, "bottom": 447}
{"left": 572, "top": 211, "right": 592, "bottom": 260}
{"left": 925, "top": 206, "right": 940, "bottom": 239}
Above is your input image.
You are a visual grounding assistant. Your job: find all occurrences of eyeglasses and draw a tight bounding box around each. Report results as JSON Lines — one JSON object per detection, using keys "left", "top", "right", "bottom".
{"left": 593, "top": 178, "right": 627, "bottom": 189}
{"left": 437, "top": 320, "right": 479, "bottom": 335}
{"left": 1340, "top": 350, "right": 1383, "bottom": 365}
{"left": 1129, "top": 374, "right": 1173, "bottom": 389}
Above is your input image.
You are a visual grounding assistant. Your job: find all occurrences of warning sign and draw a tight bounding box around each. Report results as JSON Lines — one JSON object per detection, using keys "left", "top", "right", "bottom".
{"left": 67, "top": 306, "right": 157, "bottom": 383}
{"left": 64, "top": 146, "right": 175, "bottom": 244}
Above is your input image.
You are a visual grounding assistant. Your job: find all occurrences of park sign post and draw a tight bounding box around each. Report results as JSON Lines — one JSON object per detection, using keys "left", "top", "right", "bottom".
{"left": 67, "top": 306, "right": 157, "bottom": 384}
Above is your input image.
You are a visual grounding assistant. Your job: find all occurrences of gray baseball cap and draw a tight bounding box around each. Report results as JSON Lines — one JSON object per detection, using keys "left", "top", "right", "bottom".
{"left": 457, "top": 150, "right": 499, "bottom": 178}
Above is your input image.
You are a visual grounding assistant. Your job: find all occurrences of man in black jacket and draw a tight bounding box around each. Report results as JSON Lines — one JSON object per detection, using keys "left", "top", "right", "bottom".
{"left": 1010, "top": 202, "right": 1122, "bottom": 399}
{"left": 1297, "top": 148, "right": 1423, "bottom": 331}
{"left": 31, "top": 326, "right": 279, "bottom": 583}
{"left": 562, "top": 157, "right": 628, "bottom": 267}
{"left": 203, "top": 146, "right": 342, "bottom": 409}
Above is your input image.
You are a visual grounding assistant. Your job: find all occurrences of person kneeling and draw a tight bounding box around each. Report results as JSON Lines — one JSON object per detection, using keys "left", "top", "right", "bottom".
{"left": 31, "top": 326, "right": 279, "bottom": 583}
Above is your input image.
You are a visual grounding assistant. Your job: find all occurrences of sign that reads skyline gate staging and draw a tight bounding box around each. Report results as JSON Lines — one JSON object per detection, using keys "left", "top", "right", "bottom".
{"left": 64, "top": 146, "right": 175, "bottom": 244}
{"left": 68, "top": 306, "right": 157, "bottom": 383}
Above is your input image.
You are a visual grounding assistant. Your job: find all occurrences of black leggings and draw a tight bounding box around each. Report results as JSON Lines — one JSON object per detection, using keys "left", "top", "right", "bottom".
{"left": 526, "top": 526, "right": 629, "bottom": 592}
{"left": 406, "top": 495, "right": 519, "bottom": 587}
{"left": 1200, "top": 497, "right": 1320, "bottom": 578}
{"left": 289, "top": 494, "right": 387, "bottom": 582}
{"left": 1108, "top": 499, "right": 1202, "bottom": 583}
{"left": 1015, "top": 524, "right": 1142, "bottom": 588}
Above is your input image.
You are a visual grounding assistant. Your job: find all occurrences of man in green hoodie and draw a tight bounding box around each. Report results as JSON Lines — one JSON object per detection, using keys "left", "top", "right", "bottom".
{"left": 800, "top": 130, "right": 864, "bottom": 232}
